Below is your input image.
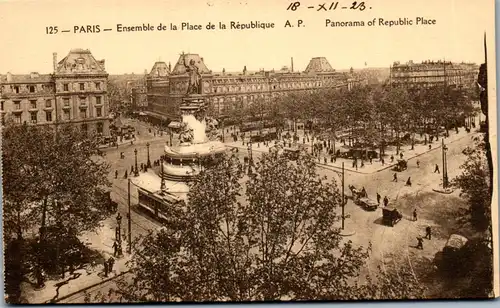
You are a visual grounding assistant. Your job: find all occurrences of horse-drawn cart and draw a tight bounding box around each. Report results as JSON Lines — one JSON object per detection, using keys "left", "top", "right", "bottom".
{"left": 348, "top": 185, "right": 367, "bottom": 203}
{"left": 357, "top": 197, "right": 379, "bottom": 211}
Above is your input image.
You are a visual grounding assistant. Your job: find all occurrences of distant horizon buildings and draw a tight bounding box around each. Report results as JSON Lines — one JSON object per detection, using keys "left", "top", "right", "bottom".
{"left": 138, "top": 53, "right": 367, "bottom": 123}
{"left": 390, "top": 60, "right": 479, "bottom": 89}
{"left": 0, "top": 49, "right": 111, "bottom": 135}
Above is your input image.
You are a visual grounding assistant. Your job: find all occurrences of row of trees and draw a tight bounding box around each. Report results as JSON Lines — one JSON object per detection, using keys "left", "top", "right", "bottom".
{"left": 3, "top": 121, "right": 113, "bottom": 303}
{"left": 89, "top": 151, "right": 423, "bottom": 302}
{"left": 224, "top": 84, "right": 479, "bottom": 154}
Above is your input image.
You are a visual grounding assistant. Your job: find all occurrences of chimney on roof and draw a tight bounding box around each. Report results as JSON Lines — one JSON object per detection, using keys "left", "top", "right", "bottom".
{"left": 291, "top": 57, "right": 294, "bottom": 72}
{"left": 53, "top": 52, "right": 57, "bottom": 72}
{"left": 168, "top": 62, "right": 172, "bottom": 72}
{"left": 222, "top": 68, "right": 226, "bottom": 75}
{"left": 6, "top": 72, "right": 12, "bottom": 82}
{"left": 243, "top": 65, "right": 247, "bottom": 75}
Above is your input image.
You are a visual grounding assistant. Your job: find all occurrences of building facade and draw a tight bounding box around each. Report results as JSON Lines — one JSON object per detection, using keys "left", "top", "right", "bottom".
{"left": 390, "top": 60, "right": 479, "bottom": 88}
{"left": 0, "top": 49, "right": 110, "bottom": 135}
{"left": 144, "top": 54, "right": 362, "bottom": 122}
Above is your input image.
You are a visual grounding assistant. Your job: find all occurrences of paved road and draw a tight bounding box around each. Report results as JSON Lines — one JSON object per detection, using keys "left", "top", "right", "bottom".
{"left": 98, "top": 117, "right": 477, "bottom": 299}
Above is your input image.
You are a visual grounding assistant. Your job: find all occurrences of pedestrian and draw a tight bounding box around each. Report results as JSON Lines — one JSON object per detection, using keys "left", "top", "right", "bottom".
{"left": 413, "top": 209, "right": 418, "bottom": 221}
{"left": 360, "top": 160, "right": 365, "bottom": 168}
{"left": 416, "top": 237, "right": 424, "bottom": 250}
{"left": 416, "top": 160, "right": 420, "bottom": 168}
{"left": 333, "top": 155, "right": 337, "bottom": 163}
{"left": 369, "top": 157, "right": 373, "bottom": 164}
{"left": 131, "top": 165, "right": 134, "bottom": 173}
{"left": 383, "top": 196, "right": 389, "bottom": 207}
{"left": 115, "top": 170, "right": 118, "bottom": 179}
{"left": 108, "top": 257, "right": 115, "bottom": 274}
{"left": 324, "top": 157, "right": 327, "bottom": 164}
{"left": 406, "top": 177, "right": 412, "bottom": 186}
{"left": 393, "top": 173, "right": 398, "bottom": 182}
{"left": 104, "top": 260, "right": 109, "bottom": 277}
{"left": 434, "top": 164, "right": 440, "bottom": 173}
{"left": 429, "top": 144, "right": 432, "bottom": 150}
{"left": 330, "top": 156, "right": 334, "bottom": 163}
{"left": 377, "top": 193, "right": 381, "bottom": 205}
{"left": 400, "top": 152, "right": 404, "bottom": 159}
{"left": 381, "top": 157, "right": 385, "bottom": 165}
{"left": 112, "top": 241, "right": 119, "bottom": 257}
{"left": 124, "top": 170, "right": 128, "bottom": 179}
{"left": 425, "top": 226, "right": 432, "bottom": 240}
{"left": 390, "top": 155, "right": 394, "bottom": 163}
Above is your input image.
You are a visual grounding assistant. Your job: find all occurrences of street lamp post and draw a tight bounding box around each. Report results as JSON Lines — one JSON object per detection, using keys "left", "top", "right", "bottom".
{"left": 127, "top": 179, "right": 132, "bottom": 254}
{"left": 442, "top": 139, "right": 448, "bottom": 188}
{"left": 146, "top": 142, "right": 151, "bottom": 168}
{"left": 341, "top": 162, "right": 345, "bottom": 230}
{"left": 134, "top": 148, "right": 139, "bottom": 177}
{"left": 160, "top": 157, "right": 166, "bottom": 191}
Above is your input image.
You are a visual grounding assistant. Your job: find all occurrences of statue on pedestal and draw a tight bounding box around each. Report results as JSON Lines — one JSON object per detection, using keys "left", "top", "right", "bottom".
{"left": 183, "top": 53, "right": 202, "bottom": 95}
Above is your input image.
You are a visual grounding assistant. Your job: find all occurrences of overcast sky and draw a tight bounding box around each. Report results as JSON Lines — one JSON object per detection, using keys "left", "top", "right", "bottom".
{"left": 0, "top": 0, "right": 494, "bottom": 74}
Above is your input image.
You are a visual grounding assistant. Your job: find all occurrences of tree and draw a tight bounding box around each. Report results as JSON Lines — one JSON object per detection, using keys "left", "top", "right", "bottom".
{"left": 106, "top": 152, "right": 371, "bottom": 301}
{"left": 453, "top": 139, "right": 492, "bottom": 232}
{"left": 3, "top": 122, "right": 113, "bottom": 282}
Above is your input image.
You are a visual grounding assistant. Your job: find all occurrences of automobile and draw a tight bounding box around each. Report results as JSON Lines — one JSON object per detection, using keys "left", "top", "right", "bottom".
{"left": 393, "top": 159, "right": 408, "bottom": 172}
{"left": 357, "top": 197, "right": 378, "bottom": 211}
{"left": 382, "top": 206, "right": 403, "bottom": 226}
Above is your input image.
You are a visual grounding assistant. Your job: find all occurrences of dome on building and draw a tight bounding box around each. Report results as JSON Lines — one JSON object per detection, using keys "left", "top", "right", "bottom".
{"left": 304, "top": 57, "right": 335, "bottom": 73}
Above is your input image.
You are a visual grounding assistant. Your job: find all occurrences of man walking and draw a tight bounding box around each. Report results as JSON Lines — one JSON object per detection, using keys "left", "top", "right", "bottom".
{"left": 413, "top": 209, "right": 418, "bottom": 221}
{"left": 416, "top": 236, "right": 424, "bottom": 250}
{"left": 383, "top": 196, "right": 389, "bottom": 207}
{"left": 377, "top": 193, "right": 381, "bottom": 205}
{"left": 393, "top": 173, "right": 398, "bottom": 182}
{"left": 416, "top": 160, "right": 420, "bottom": 168}
{"left": 425, "top": 226, "right": 432, "bottom": 240}
{"left": 434, "top": 164, "right": 440, "bottom": 173}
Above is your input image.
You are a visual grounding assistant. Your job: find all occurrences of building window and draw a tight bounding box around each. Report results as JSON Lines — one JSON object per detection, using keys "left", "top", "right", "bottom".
{"left": 97, "top": 122, "right": 103, "bottom": 134}
{"left": 14, "top": 86, "right": 19, "bottom": 93}
{"left": 63, "top": 83, "right": 69, "bottom": 91}
{"left": 30, "top": 112, "right": 37, "bottom": 123}
{"left": 80, "top": 98, "right": 87, "bottom": 106}
{"left": 30, "top": 100, "right": 37, "bottom": 109}
{"left": 63, "top": 109, "right": 70, "bottom": 120}
{"left": 14, "top": 101, "right": 21, "bottom": 109}
{"left": 14, "top": 114, "right": 21, "bottom": 124}
{"left": 79, "top": 83, "right": 85, "bottom": 91}
{"left": 45, "top": 99, "right": 52, "bottom": 108}
{"left": 95, "top": 82, "right": 101, "bottom": 90}
{"left": 96, "top": 107, "right": 102, "bottom": 117}
{"left": 45, "top": 111, "right": 52, "bottom": 122}
{"left": 96, "top": 96, "right": 102, "bottom": 105}
{"left": 29, "top": 86, "right": 35, "bottom": 93}
{"left": 63, "top": 98, "right": 70, "bottom": 107}
{"left": 80, "top": 110, "right": 87, "bottom": 119}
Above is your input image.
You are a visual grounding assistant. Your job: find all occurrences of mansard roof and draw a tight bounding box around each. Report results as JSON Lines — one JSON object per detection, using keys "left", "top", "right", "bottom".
{"left": 304, "top": 57, "right": 335, "bottom": 73}
{"left": 149, "top": 62, "right": 170, "bottom": 77}
{"left": 171, "top": 54, "right": 211, "bottom": 75}
{"left": 55, "top": 48, "right": 106, "bottom": 74}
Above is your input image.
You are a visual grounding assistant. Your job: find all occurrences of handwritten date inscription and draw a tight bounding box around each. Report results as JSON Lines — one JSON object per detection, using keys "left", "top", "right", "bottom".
{"left": 287, "top": 1, "right": 369, "bottom": 11}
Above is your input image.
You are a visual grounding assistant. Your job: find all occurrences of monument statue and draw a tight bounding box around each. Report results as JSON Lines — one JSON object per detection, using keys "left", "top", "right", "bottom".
{"left": 183, "top": 54, "right": 202, "bottom": 95}
{"left": 178, "top": 122, "right": 194, "bottom": 144}
{"left": 204, "top": 116, "right": 219, "bottom": 141}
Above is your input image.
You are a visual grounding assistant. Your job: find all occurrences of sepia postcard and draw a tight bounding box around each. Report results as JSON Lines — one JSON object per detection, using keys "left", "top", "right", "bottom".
{"left": 1, "top": 0, "right": 498, "bottom": 304}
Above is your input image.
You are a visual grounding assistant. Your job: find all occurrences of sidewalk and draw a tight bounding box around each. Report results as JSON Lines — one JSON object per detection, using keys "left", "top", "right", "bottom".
{"left": 21, "top": 219, "right": 131, "bottom": 304}
{"left": 225, "top": 129, "right": 478, "bottom": 174}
